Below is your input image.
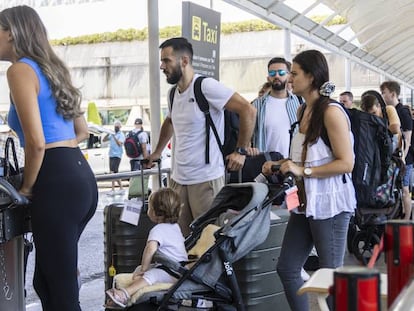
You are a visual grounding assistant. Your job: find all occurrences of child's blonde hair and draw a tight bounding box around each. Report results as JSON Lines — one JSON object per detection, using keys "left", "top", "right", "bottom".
{"left": 148, "top": 188, "right": 181, "bottom": 223}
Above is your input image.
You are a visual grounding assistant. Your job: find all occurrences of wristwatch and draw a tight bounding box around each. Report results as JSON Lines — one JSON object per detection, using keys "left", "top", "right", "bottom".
{"left": 235, "top": 147, "right": 248, "bottom": 156}
{"left": 304, "top": 167, "right": 312, "bottom": 177}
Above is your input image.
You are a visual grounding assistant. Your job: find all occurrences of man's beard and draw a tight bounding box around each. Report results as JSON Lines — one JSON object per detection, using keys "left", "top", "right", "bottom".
{"left": 271, "top": 80, "right": 286, "bottom": 91}
{"left": 166, "top": 65, "right": 183, "bottom": 85}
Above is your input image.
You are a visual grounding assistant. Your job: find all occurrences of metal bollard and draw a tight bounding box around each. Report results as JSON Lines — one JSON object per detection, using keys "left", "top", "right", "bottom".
{"left": 332, "top": 266, "right": 381, "bottom": 311}
{"left": 384, "top": 220, "right": 414, "bottom": 307}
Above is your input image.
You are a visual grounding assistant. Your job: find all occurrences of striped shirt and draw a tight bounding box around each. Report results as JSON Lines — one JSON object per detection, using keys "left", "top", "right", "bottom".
{"left": 252, "top": 91, "right": 302, "bottom": 154}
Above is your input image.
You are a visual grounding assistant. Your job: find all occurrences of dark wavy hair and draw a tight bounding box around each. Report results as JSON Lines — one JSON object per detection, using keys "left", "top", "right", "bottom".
{"left": 293, "top": 50, "right": 330, "bottom": 150}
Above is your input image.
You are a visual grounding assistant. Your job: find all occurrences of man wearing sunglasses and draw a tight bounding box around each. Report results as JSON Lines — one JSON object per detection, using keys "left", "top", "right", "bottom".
{"left": 251, "top": 57, "right": 303, "bottom": 158}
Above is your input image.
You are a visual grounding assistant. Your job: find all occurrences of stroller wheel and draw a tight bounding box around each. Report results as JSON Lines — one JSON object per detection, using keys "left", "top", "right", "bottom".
{"left": 347, "top": 217, "right": 357, "bottom": 254}
{"left": 351, "top": 231, "right": 381, "bottom": 265}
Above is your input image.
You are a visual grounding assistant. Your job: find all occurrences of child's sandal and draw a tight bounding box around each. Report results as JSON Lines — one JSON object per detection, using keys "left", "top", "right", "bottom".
{"left": 106, "top": 287, "right": 130, "bottom": 308}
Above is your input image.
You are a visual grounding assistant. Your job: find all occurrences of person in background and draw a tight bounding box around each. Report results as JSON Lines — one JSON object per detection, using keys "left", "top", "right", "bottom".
{"left": 380, "top": 81, "right": 413, "bottom": 220}
{"left": 339, "top": 91, "right": 354, "bottom": 109}
{"left": 250, "top": 81, "right": 271, "bottom": 105}
{"left": 257, "top": 81, "right": 271, "bottom": 98}
{"left": 360, "top": 91, "right": 401, "bottom": 135}
{"left": 262, "top": 50, "right": 356, "bottom": 311}
{"left": 103, "top": 120, "right": 125, "bottom": 194}
{"left": 0, "top": 6, "right": 98, "bottom": 311}
{"left": 148, "top": 37, "right": 256, "bottom": 236}
{"left": 105, "top": 188, "right": 187, "bottom": 309}
{"left": 251, "top": 57, "right": 302, "bottom": 158}
{"left": 129, "top": 118, "right": 150, "bottom": 171}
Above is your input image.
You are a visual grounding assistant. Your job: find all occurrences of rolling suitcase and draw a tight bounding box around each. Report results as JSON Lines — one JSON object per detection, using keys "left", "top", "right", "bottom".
{"left": 103, "top": 160, "right": 162, "bottom": 292}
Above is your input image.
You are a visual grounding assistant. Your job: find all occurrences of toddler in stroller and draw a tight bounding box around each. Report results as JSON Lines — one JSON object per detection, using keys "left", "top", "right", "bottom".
{"left": 108, "top": 175, "right": 294, "bottom": 310}
{"left": 105, "top": 188, "right": 187, "bottom": 309}
{"left": 347, "top": 155, "right": 404, "bottom": 264}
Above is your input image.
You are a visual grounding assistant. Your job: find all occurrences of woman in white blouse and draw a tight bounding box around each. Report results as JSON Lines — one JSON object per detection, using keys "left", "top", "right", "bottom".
{"left": 262, "top": 49, "right": 356, "bottom": 311}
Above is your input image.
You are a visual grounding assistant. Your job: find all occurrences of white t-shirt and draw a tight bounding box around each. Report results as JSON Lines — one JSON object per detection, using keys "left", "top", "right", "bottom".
{"left": 147, "top": 223, "right": 187, "bottom": 263}
{"left": 167, "top": 74, "right": 234, "bottom": 184}
{"left": 264, "top": 96, "right": 291, "bottom": 157}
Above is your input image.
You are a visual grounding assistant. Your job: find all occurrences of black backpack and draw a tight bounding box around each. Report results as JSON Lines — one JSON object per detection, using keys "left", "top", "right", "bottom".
{"left": 124, "top": 130, "right": 143, "bottom": 158}
{"left": 169, "top": 76, "right": 239, "bottom": 163}
{"left": 291, "top": 95, "right": 395, "bottom": 209}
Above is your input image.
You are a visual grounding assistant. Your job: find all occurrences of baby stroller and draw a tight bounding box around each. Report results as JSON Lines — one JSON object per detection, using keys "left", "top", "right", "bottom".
{"left": 110, "top": 175, "right": 295, "bottom": 311}
{"left": 347, "top": 155, "right": 404, "bottom": 265}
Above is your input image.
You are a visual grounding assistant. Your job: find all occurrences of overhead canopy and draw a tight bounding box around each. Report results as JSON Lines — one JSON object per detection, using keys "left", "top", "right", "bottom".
{"left": 223, "top": 0, "right": 414, "bottom": 90}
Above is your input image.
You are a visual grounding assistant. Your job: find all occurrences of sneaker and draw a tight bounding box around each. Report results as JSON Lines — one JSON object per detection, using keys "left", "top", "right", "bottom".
{"left": 301, "top": 268, "right": 310, "bottom": 281}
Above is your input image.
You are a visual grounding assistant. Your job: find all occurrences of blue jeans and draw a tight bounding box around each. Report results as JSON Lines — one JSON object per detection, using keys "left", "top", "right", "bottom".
{"left": 276, "top": 211, "right": 352, "bottom": 311}
{"left": 403, "top": 164, "right": 413, "bottom": 187}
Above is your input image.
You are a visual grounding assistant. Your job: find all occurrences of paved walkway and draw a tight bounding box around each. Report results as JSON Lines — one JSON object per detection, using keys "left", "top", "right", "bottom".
{"left": 24, "top": 186, "right": 390, "bottom": 310}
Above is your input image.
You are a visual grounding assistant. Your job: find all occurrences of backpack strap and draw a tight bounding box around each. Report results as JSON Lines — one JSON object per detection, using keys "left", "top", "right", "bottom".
{"left": 194, "top": 76, "right": 224, "bottom": 164}
{"left": 289, "top": 103, "right": 306, "bottom": 155}
{"left": 297, "top": 95, "right": 304, "bottom": 105}
{"left": 169, "top": 86, "right": 177, "bottom": 111}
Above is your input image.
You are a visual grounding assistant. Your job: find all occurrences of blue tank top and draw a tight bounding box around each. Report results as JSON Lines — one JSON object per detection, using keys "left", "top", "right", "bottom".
{"left": 8, "top": 58, "right": 76, "bottom": 147}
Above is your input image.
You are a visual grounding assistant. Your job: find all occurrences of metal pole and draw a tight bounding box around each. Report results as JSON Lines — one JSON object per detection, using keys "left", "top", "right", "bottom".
{"left": 148, "top": 0, "right": 161, "bottom": 190}
{"left": 284, "top": 28, "right": 292, "bottom": 61}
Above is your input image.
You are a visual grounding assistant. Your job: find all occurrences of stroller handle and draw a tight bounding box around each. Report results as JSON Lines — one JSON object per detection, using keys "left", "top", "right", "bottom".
{"left": 270, "top": 164, "right": 296, "bottom": 188}
{"left": 282, "top": 172, "right": 295, "bottom": 187}
{"left": 0, "top": 178, "right": 30, "bottom": 206}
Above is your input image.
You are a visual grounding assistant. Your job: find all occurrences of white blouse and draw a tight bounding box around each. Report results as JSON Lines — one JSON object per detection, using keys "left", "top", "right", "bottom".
{"left": 290, "top": 103, "right": 356, "bottom": 219}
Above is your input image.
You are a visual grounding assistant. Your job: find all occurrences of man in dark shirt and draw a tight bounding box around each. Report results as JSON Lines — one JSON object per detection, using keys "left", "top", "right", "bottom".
{"left": 381, "top": 81, "right": 413, "bottom": 220}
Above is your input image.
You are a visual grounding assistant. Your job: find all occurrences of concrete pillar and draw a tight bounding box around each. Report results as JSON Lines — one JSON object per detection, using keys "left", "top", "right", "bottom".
{"left": 148, "top": 0, "right": 162, "bottom": 190}
{"left": 284, "top": 28, "right": 292, "bottom": 61}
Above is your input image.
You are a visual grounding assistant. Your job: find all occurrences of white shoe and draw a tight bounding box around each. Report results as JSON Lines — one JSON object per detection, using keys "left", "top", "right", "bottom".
{"left": 301, "top": 268, "right": 310, "bottom": 281}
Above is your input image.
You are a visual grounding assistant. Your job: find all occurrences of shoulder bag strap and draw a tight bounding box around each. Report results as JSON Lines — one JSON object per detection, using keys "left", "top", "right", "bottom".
{"left": 4, "top": 137, "right": 19, "bottom": 177}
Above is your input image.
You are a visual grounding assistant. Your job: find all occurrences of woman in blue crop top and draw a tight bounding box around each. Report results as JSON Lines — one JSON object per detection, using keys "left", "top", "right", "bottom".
{"left": 0, "top": 6, "right": 98, "bottom": 311}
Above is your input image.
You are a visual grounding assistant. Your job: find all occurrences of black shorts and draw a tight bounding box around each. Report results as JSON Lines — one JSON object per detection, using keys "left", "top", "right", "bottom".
{"left": 109, "top": 157, "right": 121, "bottom": 173}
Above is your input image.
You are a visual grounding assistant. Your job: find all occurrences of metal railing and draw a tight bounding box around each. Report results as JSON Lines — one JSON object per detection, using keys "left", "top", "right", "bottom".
{"left": 94, "top": 167, "right": 171, "bottom": 183}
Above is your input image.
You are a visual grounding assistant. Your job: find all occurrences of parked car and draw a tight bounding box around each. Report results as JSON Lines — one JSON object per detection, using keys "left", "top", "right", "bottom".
{"left": 79, "top": 135, "right": 130, "bottom": 175}
{"left": 79, "top": 124, "right": 130, "bottom": 175}
{"left": 80, "top": 124, "right": 171, "bottom": 176}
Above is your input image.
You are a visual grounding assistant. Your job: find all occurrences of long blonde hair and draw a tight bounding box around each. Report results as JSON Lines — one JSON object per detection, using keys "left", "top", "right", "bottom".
{"left": 0, "top": 5, "right": 82, "bottom": 119}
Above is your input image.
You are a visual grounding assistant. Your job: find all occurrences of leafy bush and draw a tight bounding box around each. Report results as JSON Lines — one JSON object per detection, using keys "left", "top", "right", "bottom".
{"left": 50, "top": 16, "right": 345, "bottom": 46}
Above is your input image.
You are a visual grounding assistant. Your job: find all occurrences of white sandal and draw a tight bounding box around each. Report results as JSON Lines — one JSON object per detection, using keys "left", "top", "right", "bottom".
{"left": 106, "top": 287, "right": 130, "bottom": 308}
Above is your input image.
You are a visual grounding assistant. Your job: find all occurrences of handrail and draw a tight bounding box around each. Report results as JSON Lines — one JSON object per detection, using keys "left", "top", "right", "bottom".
{"left": 95, "top": 167, "right": 171, "bottom": 182}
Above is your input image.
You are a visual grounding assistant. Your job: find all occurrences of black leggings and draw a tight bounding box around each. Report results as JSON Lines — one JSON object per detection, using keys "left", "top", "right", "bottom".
{"left": 30, "top": 147, "right": 98, "bottom": 311}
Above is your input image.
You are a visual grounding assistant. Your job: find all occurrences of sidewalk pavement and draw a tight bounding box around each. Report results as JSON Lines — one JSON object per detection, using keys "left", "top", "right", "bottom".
{"left": 26, "top": 277, "right": 106, "bottom": 311}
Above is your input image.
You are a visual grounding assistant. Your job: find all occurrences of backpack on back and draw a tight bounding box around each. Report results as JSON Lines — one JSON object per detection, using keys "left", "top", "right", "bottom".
{"left": 347, "top": 107, "right": 395, "bottom": 208}
{"left": 169, "top": 76, "right": 239, "bottom": 163}
{"left": 291, "top": 96, "right": 395, "bottom": 209}
{"left": 124, "top": 130, "right": 143, "bottom": 158}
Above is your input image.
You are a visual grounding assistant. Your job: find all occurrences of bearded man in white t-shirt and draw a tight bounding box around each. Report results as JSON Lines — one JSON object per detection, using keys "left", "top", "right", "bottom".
{"left": 251, "top": 57, "right": 302, "bottom": 158}
{"left": 148, "top": 37, "right": 256, "bottom": 236}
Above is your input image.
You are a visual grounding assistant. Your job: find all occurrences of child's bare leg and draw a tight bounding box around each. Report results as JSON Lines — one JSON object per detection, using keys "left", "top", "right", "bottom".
{"left": 124, "top": 276, "right": 150, "bottom": 297}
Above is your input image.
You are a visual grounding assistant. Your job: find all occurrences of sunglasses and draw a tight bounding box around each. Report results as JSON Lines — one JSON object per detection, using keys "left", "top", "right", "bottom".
{"left": 268, "top": 69, "right": 288, "bottom": 77}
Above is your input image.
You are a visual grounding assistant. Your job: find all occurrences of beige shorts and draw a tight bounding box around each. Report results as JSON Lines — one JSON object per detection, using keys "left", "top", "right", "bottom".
{"left": 170, "top": 176, "right": 225, "bottom": 237}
